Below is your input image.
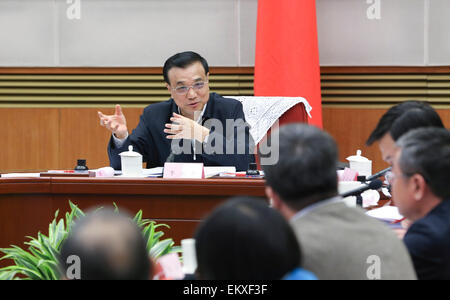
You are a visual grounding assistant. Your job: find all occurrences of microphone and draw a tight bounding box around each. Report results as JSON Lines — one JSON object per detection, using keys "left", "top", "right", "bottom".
{"left": 366, "top": 167, "right": 392, "bottom": 182}
{"left": 341, "top": 179, "right": 383, "bottom": 198}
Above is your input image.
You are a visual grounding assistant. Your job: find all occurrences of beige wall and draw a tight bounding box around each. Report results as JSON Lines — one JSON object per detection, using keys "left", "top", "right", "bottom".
{"left": 2, "top": 0, "right": 450, "bottom": 67}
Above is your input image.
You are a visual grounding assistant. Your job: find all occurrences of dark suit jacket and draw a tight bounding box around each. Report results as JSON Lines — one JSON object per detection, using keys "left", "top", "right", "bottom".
{"left": 403, "top": 199, "right": 450, "bottom": 280}
{"left": 108, "top": 93, "right": 255, "bottom": 171}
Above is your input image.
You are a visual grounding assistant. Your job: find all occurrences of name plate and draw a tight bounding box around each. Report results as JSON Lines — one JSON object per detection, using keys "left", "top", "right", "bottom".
{"left": 163, "top": 163, "right": 204, "bottom": 179}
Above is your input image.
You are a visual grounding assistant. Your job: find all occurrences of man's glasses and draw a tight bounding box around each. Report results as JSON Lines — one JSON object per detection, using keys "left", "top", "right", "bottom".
{"left": 386, "top": 170, "right": 430, "bottom": 185}
{"left": 172, "top": 81, "right": 208, "bottom": 95}
{"left": 385, "top": 171, "right": 395, "bottom": 185}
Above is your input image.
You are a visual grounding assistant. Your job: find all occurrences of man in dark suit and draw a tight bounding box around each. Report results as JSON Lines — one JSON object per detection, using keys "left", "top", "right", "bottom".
{"left": 392, "top": 127, "right": 450, "bottom": 280}
{"left": 366, "top": 101, "right": 445, "bottom": 239}
{"left": 98, "top": 51, "right": 254, "bottom": 171}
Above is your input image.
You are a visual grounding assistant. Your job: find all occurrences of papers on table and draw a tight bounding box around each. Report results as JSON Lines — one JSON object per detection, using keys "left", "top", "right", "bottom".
{"left": 0, "top": 173, "right": 41, "bottom": 178}
{"left": 366, "top": 206, "right": 404, "bottom": 222}
{"left": 143, "top": 166, "right": 241, "bottom": 179}
{"left": 115, "top": 167, "right": 164, "bottom": 178}
{"left": 143, "top": 167, "right": 164, "bottom": 177}
{"left": 204, "top": 166, "right": 236, "bottom": 178}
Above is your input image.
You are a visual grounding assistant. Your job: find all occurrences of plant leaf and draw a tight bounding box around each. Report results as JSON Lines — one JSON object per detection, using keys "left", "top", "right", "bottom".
{"left": 1, "top": 265, "right": 42, "bottom": 280}
{"left": 0, "top": 269, "right": 18, "bottom": 280}
{"left": 27, "top": 246, "right": 49, "bottom": 261}
{"left": 149, "top": 239, "right": 174, "bottom": 259}
{"left": 54, "top": 219, "right": 67, "bottom": 249}
{"left": 69, "top": 201, "right": 85, "bottom": 219}
{"left": 146, "top": 222, "right": 157, "bottom": 251}
{"left": 133, "top": 210, "right": 143, "bottom": 227}
{"left": 113, "top": 202, "right": 120, "bottom": 213}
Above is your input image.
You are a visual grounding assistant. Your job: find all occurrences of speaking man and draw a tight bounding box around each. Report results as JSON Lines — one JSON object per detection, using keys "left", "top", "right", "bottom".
{"left": 98, "top": 51, "right": 254, "bottom": 171}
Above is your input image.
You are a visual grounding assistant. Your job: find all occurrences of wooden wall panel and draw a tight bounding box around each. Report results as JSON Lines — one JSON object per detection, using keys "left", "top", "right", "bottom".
{"left": 59, "top": 108, "right": 110, "bottom": 170}
{"left": 323, "top": 107, "right": 390, "bottom": 173}
{"left": 0, "top": 107, "right": 149, "bottom": 173}
{"left": 1, "top": 108, "right": 59, "bottom": 172}
{"left": 58, "top": 107, "right": 143, "bottom": 170}
{"left": 436, "top": 108, "right": 450, "bottom": 128}
{"left": 323, "top": 106, "right": 450, "bottom": 174}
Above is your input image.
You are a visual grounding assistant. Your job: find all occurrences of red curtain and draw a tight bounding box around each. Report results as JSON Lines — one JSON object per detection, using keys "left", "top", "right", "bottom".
{"left": 254, "top": 0, "right": 322, "bottom": 128}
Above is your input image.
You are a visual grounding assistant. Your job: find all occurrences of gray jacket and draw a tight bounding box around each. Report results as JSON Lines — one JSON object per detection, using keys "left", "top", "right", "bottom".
{"left": 291, "top": 200, "right": 417, "bottom": 280}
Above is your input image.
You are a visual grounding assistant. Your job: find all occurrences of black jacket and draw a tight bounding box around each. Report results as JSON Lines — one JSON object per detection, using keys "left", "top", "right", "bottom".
{"left": 108, "top": 93, "right": 255, "bottom": 171}
{"left": 404, "top": 199, "right": 450, "bottom": 280}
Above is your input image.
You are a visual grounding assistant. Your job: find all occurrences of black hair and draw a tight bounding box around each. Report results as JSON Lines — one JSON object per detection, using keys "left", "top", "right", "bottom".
{"left": 366, "top": 101, "right": 444, "bottom": 145}
{"left": 162, "top": 51, "right": 209, "bottom": 85}
{"left": 261, "top": 124, "right": 338, "bottom": 209}
{"left": 390, "top": 108, "right": 444, "bottom": 141}
{"left": 194, "top": 197, "right": 301, "bottom": 280}
{"left": 59, "top": 208, "right": 151, "bottom": 280}
{"left": 397, "top": 127, "right": 450, "bottom": 200}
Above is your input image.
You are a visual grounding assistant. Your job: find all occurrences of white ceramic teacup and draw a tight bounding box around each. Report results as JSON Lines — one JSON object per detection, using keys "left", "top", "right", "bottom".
{"left": 119, "top": 145, "right": 143, "bottom": 177}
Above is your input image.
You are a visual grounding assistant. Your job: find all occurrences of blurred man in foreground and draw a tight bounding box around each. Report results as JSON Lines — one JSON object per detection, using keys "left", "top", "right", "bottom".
{"left": 59, "top": 209, "right": 152, "bottom": 280}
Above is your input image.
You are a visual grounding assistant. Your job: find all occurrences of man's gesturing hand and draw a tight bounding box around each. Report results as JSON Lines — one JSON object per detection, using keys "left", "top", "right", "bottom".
{"left": 164, "top": 112, "right": 210, "bottom": 143}
{"left": 98, "top": 104, "right": 128, "bottom": 139}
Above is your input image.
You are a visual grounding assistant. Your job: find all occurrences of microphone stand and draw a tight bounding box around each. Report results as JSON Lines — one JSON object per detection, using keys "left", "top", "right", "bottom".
{"left": 356, "top": 194, "right": 363, "bottom": 207}
{"left": 341, "top": 179, "right": 383, "bottom": 208}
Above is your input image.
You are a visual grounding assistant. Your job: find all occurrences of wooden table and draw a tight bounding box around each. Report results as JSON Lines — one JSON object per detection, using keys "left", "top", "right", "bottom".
{"left": 0, "top": 176, "right": 267, "bottom": 264}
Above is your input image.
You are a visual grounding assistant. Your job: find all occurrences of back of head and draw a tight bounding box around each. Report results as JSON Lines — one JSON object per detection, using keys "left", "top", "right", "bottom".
{"left": 397, "top": 127, "right": 450, "bottom": 200}
{"left": 59, "top": 208, "right": 151, "bottom": 280}
{"left": 261, "top": 124, "right": 338, "bottom": 209}
{"left": 163, "top": 51, "right": 209, "bottom": 85}
{"left": 390, "top": 107, "right": 445, "bottom": 141}
{"left": 366, "top": 101, "right": 444, "bottom": 145}
{"left": 194, "top": 197, "right": 301, "bottom": 280}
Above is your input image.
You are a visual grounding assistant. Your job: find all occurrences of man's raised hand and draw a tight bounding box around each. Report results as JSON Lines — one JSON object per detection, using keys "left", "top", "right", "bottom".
{"left": 98, "top": 104, "right": 128, "bottom": 139}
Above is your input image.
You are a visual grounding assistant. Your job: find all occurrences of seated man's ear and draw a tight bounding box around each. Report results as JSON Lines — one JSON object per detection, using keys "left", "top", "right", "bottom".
{"left": 265, "top": 186, "right": 281, "bottom": 209}
{"left": 411, "top": 174, "right": 427, "bottom": 202}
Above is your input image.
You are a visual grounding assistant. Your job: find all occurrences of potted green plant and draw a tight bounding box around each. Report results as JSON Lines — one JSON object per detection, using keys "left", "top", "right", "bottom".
{"left": 0, "top": 201, "right": 181, "bottom": 280}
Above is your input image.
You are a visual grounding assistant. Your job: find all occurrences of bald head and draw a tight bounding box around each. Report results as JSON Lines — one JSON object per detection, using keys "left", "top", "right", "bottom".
{"left": 59, "top": 208, "right": 151, "bottom": 280}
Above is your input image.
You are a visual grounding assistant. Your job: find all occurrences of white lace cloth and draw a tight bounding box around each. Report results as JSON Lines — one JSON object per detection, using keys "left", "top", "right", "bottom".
{"left": 226, "top": 96, "right": 312, "bottom": 144}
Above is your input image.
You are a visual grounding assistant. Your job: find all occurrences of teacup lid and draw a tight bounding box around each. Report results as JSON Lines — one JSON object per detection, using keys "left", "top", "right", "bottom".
{"left": 119, "top": 145, "right": 142, "bottom": 157}
{"left": 346, "top": 149, "right": 370, "bottom": 162}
